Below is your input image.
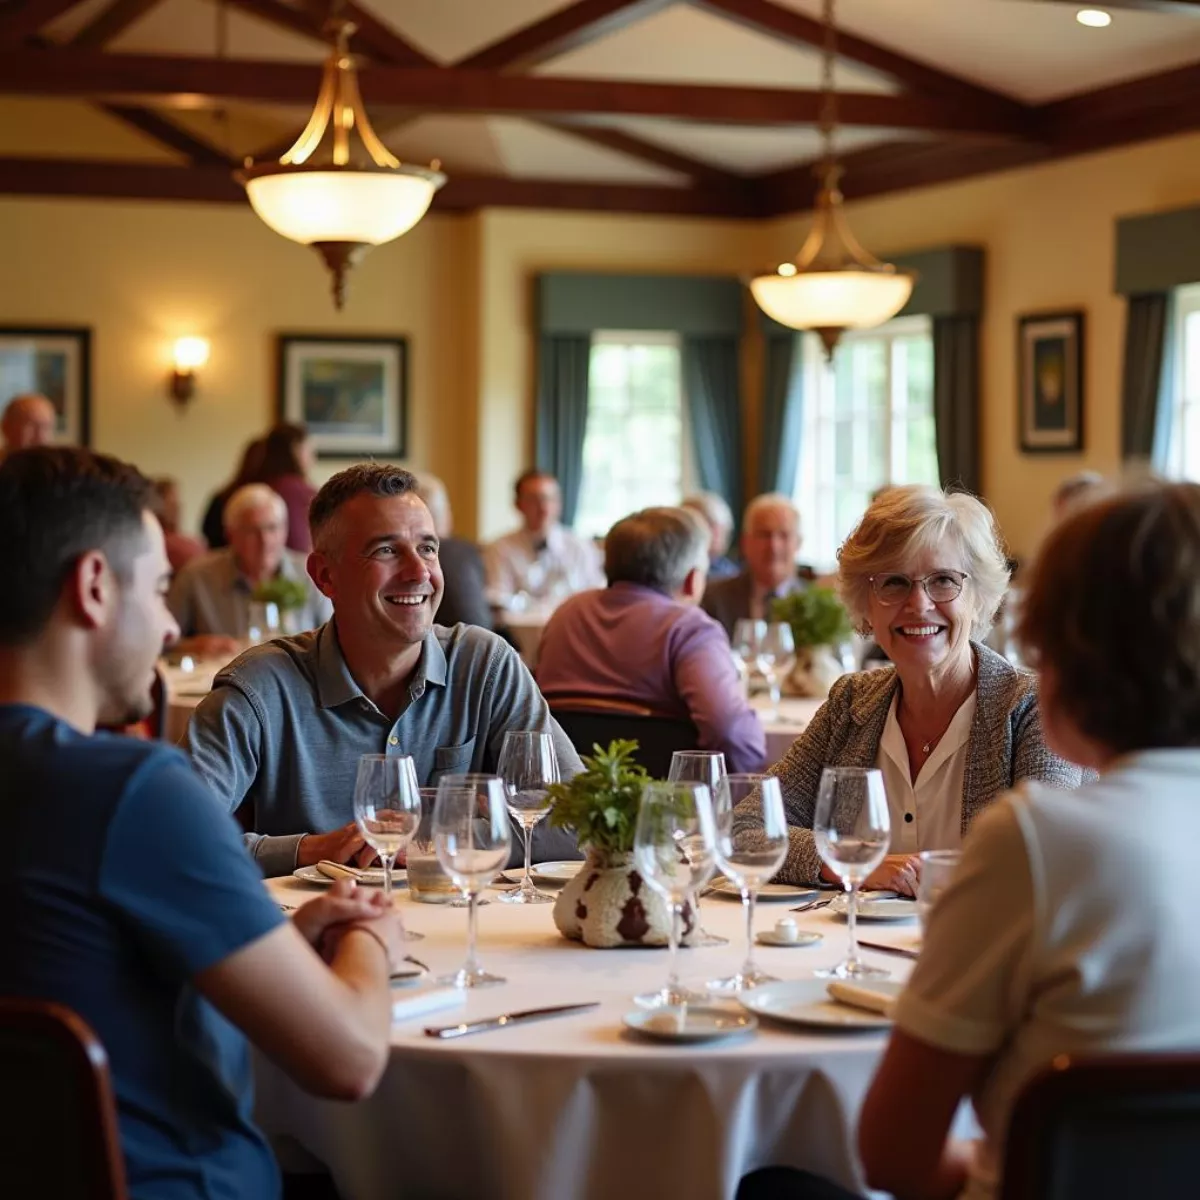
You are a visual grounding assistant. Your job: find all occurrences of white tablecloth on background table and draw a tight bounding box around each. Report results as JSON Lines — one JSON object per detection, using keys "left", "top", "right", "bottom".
{"left": 160, "top": 664, "right": 216, "bottom": 742}
{"left": 501, "top": 608, "right": 552, "bottom": 668}
{"left": 257, "top": 876, "right": 919, "bottom": 1200}
{"left": 753, "top": 695, "right": 823, "bottom": 766}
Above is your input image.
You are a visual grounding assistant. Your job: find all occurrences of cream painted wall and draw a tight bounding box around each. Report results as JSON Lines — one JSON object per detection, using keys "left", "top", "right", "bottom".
{"left": 0, "top": 196, "right": 470, "bottom": 534}
{"left": 761, "top": 131, "right": 1200, "bottom": 559}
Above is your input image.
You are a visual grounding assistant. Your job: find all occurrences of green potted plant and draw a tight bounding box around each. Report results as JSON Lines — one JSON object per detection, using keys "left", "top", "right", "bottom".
{"left": 769, "top": 586, "right": 853, "bottom": 698}
{"left": 250, "top": 577, "right": 310, "bottom": 636}
{"left": 547, "top": 740, "right": 695, "bottom": 949}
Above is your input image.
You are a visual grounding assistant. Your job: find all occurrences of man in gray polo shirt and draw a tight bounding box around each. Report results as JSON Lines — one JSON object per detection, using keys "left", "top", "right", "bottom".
{"left": 185, "top": 463, "right": 582, "bottom": 877}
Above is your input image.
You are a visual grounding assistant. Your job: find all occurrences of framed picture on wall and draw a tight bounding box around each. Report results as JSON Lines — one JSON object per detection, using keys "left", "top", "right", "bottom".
{"left": 1017, "top": 311, "right": 1084, "bottom": 453}
{"left": 276, "top": 334, "right": 407, "bottom": 459}
{"left": 0, "top": 326, "right": 91, "bottom": 446}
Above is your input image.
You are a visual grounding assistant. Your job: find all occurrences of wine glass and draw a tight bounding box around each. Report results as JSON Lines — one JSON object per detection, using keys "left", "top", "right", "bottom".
{"left": 668, "top": 751, "right": 729, "bottom": 947}
{"left": 497, "top": 730, "right": 559, "bottom": 905}
{"left": 708, "top": 774, "right": 788, "bottom": 993}
{"left": 758, "top": 622, "right": 796, "bottom": 716}
{"left": 916, "top": 849, "right": 961, "bottom": 933}
{"left": 813, "top": 766, "right": 891, "bottom": 980}
{"left": 632, "top": 781, "right": 717, "bottom": 1010}
{"left": 731, "top": 619, "right": 766, "bottom": 696}
{"left": 352, "top": 754, "right": 421, "bottom": 909}
{"left": 247, "top": 600, "right": 281, "bottom": 644}
{"left": 433, "top": 774, "right": 512, "bottom": 988}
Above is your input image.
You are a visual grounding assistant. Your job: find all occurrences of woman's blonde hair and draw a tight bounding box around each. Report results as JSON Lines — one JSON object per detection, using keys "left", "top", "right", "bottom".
{"left": 836, "top": 485, "right": 1010, "bottom": 637}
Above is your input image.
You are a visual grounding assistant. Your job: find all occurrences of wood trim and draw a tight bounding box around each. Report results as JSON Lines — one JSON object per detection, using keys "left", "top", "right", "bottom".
{"left": 0, "top": 51, "right": 1035, "bottom": 135}
{"left": 98, "top": 103, "right": 233, "bottom": 165}
{"left": 455, "top": 0, "right": 674, "bottom": 71}
{"left": 0, "top": 0, "right": 92, "bottom": 46}
{"left": 68, "top": 0, "right": 165, "bottom": 47}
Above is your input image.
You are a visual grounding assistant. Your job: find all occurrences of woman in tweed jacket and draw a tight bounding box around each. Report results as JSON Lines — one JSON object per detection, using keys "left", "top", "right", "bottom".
{"left": 733, "top": 486, "right": 1082, "bottom": 891}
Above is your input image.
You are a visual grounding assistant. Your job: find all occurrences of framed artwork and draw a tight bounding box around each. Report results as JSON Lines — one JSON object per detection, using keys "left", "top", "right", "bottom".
{"left": 1018, "top": 311, "right": 1084, "bottom": 453}
{"left": 0, "top": 326, "right": 91, "bottom": 446}
{"left": 276, "top": 333, "right": 407, "bottom": 459}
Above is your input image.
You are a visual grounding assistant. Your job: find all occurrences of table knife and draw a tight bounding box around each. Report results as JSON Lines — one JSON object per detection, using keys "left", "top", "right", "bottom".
{"left": 424, "top": 1002, "right": 599, "bottom": 1040}
{"left": 857, "top": 939, "right": 920, "bottom": 961}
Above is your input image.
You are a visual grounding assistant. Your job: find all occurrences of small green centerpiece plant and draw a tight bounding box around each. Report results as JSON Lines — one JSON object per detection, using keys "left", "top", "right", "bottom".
{"left": 250, "top": 577, "right": 310, "bottom": 614}
{"left": 546, "top": 739, "right": 649, "bottom": 857}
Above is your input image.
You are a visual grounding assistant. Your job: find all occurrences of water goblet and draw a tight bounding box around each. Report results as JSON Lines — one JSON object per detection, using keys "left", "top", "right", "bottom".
{"left": 916, "top": 849, "right": 961, "bottom": 933}
{"left": 352, "top": 754, "right": 421, "bottom": 909}
{"left": 813, "top": 766, "right": 891, "bottom": 980}
{"left": 497, "top": 730, "right": 559, "bottom": 905}
{"left": 668, "top": 751, "right": 729, "bottom": 947}
{"left": 433, "top": 774, "right": 512, "bottom": 988}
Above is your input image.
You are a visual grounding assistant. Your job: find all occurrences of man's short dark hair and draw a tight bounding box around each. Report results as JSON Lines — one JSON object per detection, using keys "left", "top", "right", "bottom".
{"left": 0, "top": 447, "right": 154, "bottom": 646}
{"left": 514, "top": 468, "right": 556, "bottom": 502}
{"left": 1018, "top": 480, "right": 1200, "bottom": 754}
{"left": 309, "top": 463, "right": 419, "bottom": 552}
{"left": 604, "top": 507, "right": 708, "bottom": 595}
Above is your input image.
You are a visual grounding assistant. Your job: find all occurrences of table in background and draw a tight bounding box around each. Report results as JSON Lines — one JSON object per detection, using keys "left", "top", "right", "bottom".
{"left": 159, "top": 662, "right": 217, "bottom": 742}
{"left": 500, "top": 606, "right": 554, "bottom": 669}
{"left": 257, "top": 877, "right": 917, "bottom": 1200}
{"left": 754, "top": 695, "right": 823, "bottom": 766}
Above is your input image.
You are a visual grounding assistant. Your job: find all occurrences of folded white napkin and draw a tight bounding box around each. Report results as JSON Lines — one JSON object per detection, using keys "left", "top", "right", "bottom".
{"left": 826, "top": 981, "right": 894, "bottom": 1017}
{"left": 391, "top": 985, "right": 465, "bottom": 1024}
{"left": 316, "top": 860, "right": 364, "bottom": 882}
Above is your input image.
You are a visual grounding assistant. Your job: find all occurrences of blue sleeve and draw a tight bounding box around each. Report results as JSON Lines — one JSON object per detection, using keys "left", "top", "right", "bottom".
{"left": 98, "top": 750, "right": 284, "bottom": 977}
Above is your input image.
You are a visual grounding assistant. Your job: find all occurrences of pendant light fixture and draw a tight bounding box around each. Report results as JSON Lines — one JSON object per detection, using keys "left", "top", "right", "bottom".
{"left": 237, "top": 3, "right": 446, "bottom": 308}
{"left": 749, "top": 0, "right": 915, "bottom": 358}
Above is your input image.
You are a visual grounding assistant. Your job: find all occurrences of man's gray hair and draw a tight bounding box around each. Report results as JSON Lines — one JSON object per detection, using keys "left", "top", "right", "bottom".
{"left": 309, "top": 462, "right": 420, "bottom": 554}
{"left": 604, "top": 507, "right": 709, "bottom": 594}
{"left": 412, "top": 472, "right": 452, "bottom": 538}
{"left": 223, "top": 483, "right": 287, "bottom": 533}
{"left": 682, "top": 491, "right": 733, "bottom": 533}
{"left": 743, "top": 491, "right": 800, "bottom": 532}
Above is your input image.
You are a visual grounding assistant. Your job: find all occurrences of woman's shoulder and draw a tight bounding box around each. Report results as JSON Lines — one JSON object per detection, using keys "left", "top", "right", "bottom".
{"left": 974, "top": 642, "right": 1039, "bottom": 711}
{"left": 822, "top": 663, "right": 898, "bottom": 720}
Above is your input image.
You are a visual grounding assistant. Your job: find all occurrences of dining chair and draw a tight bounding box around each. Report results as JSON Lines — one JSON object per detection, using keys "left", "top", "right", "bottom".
{"left": 0, "top": 998, "right": 128, "bottom": 1200}
{"left": 548, "top": 696, "right": 699, "bottom": 777}
{"left": 1000, "top": 1051, "right": 1200, "bottom": 1200}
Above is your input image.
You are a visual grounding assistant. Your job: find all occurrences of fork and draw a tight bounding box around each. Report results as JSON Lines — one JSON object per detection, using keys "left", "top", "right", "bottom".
{"left": 790, "top": 897, "right": 834, "bottom": 913}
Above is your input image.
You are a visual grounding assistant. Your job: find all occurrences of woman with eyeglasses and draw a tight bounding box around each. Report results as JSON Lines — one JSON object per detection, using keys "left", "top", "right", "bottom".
{"left": 732, "top": 485, "right": 1081, "bottom": 894}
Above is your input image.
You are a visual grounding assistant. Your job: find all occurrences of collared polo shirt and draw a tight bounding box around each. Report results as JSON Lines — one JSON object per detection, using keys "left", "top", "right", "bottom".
{"left": 167, "top": 547, "right": 331, "bottom": 639}
{"left": 184, "top": 620, "right": 583, "bottom": 876}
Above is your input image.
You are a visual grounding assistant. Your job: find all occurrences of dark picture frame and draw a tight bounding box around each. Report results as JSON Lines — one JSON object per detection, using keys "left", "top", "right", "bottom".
{"left": 276, "top": 333, "right": 407, "bottom": 459}
{"left": 1017, "top": 310, "right": 1084, "bottom": 453}
{"left": 0, "top": 326, "right": 91, "bottom": 446}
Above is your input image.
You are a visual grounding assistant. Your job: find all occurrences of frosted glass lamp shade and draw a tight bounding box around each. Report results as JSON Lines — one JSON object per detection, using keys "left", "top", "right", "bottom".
{"left": 750, "top": 269, "right": 915, "bottom": 333}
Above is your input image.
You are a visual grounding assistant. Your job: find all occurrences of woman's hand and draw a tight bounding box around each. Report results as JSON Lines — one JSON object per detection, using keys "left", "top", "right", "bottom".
{"left": 864, "top": 853, "right": 922, "bottom": 896}
{"left": 289, "top": 878, "right": 390, "bottom": 947}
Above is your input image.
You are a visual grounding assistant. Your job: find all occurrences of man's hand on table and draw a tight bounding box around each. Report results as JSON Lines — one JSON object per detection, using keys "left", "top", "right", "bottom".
{"left": 297, "top": 822, "right": 380, "bottom": 868}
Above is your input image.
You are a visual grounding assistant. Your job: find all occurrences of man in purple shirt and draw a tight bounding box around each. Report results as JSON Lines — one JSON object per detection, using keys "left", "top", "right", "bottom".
{"left": 536, "top": 506, "right": 767, "bottom": 773}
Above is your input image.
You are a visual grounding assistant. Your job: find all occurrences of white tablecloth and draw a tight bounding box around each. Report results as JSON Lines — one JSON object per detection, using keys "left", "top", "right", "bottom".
{"left": 257, "top": 877, "right": 919, "bottom": 1200}
{"left": 754, "top": 696, "right": 823, "bottom": 766}
{"left": 160, "top": 664, "right": 216, "bottom": 742}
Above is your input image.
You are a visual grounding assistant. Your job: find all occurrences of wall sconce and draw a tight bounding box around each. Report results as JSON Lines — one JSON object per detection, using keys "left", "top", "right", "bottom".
{"left": 170, "top": 337, "right": 210, "bottom": 405}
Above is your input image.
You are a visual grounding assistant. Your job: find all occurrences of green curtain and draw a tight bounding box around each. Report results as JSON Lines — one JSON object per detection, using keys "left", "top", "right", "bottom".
{"left": 534, "top": 335, "right": 591, "bottom": 527}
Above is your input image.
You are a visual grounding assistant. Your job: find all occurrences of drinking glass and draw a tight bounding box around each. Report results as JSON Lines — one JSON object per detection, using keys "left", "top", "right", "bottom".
{"left": 632, "top": 781, "right": 717, "bottom": 1010}
{"left": 247, "top": 601, "right": 280, "bottom": 644}
{"left": 352, "top": 754, "right": 421, "bottom": 908}
{"left": 916, "top": 849, "right": 961, "bottom": 933}
{"left": 813, "top": 766, "right": 891, "bottom": 980}
{"left": 668, "top": 751, "right": 729, "bottom": 947}
{"left": 708, "top": 774, "right": 788, "bottom": 993}
{"left": 407, "top": 788, "right": 461, "bottom": 904}
{"left": 497, "top": 730, "right": 559, "bottom": 905}
{"left": 758, "top": 622, "right": 796, "bottom": 715}
{"left": 731, "top": 619, "right": 766, "bottom": 696}
{"left": 433, "top": 774, "right": 512, "bottom": 988}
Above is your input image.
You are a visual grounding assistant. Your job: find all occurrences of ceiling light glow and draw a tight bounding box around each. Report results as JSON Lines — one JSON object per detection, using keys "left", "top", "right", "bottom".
{"left": 1076, "top": 9, "right": 1112, "bottom": 27}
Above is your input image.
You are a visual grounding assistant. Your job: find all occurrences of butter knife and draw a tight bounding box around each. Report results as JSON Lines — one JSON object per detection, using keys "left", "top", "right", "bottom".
{"left": 858, "top": 939, "right": 919, "bottom": 961}
{"left": 424, "top": 1001, "right": 599, "bottom": 1040}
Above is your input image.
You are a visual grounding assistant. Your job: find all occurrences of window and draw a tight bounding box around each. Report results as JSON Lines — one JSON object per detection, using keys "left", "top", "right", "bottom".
{"left": 1163, "top": 284, "right": 1200, "bottom": 479}
{"left": 793, "top": 315, "right": 938, "bottom": 569}
{"left": 574, "top": 332, "right": 691, "bottom": 540}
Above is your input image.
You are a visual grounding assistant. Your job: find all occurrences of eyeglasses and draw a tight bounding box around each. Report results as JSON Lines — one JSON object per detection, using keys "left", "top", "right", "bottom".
{"left": 869, "top": 570, "right": 968, "bottom": 606}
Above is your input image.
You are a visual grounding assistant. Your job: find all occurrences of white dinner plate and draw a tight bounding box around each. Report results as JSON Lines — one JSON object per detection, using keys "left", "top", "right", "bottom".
{"left": 830, "top": 897, "right": 918, "bottom": 922}
{"left": 740, "top": 979, "right": 903, "bottom": 1031}
{"left": 756, "top": 929, "right": 823, "bottom": 948}
{"left": 623, "top": 1005, "right": 758, "bottom": 1044}
{"left": 291, "top": 865, "right": 407, "bottom": 887}
{"left": 708, "top": 879, "right": 820, "bottom": 903}
{"left": 531, "top": 860, "right": 585, "bottom": 885}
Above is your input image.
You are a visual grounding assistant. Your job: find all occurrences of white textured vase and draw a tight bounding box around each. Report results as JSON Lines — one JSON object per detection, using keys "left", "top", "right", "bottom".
{"left": 787, "top": 645, "right": 844, "bottom": 699}
{"left": 553, "top": 848, "right": 696, "bottom": 949}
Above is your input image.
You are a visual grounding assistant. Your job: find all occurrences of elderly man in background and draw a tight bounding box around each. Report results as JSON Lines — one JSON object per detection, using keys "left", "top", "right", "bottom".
{"left": 682, "top": 491, "right": 739, "bottom": 580}
{"left": 484, "top": 469, "right": 603, "bottom": 605}
{"left": 537, "top": 507, "right": 766, "bottom": 773}
{"left": 185, "top": 463, "right": 582, "bottom": 876}
{"left": 168, "top": 482, "right": 330, "bottom": 659}
{"left": 0, "top": 392, "right": 57, "bottom": 460}
{"left": 412, "top": 472, "right": 494, "bottom": 631}
{"left": 702, "top": 493, "right": 814, "bottom": 638}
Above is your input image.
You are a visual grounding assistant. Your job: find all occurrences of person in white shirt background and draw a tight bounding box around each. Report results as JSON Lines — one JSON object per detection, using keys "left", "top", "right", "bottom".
{"left": 483, "top": 469, "right": 603, "bottom": 607}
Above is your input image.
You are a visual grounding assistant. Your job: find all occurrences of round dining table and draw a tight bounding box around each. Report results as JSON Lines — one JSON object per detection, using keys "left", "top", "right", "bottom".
{"left": 256, "top": 875, "right": 922, "bottom": 1200}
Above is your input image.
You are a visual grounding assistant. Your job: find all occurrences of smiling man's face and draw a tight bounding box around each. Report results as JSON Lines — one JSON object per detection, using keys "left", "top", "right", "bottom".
{"left": 309, "top": 491, "right": 443, "bottom": 651}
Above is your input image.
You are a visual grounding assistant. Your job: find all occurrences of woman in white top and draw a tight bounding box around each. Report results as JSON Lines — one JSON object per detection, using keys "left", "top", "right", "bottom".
{"left": 731, "top": 485, "right": 1080, "bottom": 893}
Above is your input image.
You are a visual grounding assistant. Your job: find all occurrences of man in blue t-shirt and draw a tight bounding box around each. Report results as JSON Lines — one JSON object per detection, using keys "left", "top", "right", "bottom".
{"left": 0, "top": 447, "right": 402, "bottom": 1199}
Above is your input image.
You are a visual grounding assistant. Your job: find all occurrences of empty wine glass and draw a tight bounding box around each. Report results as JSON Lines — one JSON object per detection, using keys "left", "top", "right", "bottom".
{"left": 731, "top": 619, "right": 766, "bottom": 697}
{"left": 708, "top": 774, "right": 788, "bottom": 993}
{"left": 632, "top": 781, "right": 717, "bottom": 1010}
{"left": 757, "top": 622, "right": 796, "bottom": 716}
{"left": 813, "top": 766, "right": 891, "bottom": 980}
{"left": 668, "top": 751, "right": 729, "bottom": 947}
{"left": 497, "top": 730, "right": 559, "bottom": 905}
{"left": 433, "top": 774, "right": 512, "bottom": 988}
{"left": 247, "top": 600, "right": 281, "bottom": 644}
{"left": 352, "top": 754, "right": 421, "bottom": 908}
{"left": 916, "top": 849, "right": 961, "bottom": 933}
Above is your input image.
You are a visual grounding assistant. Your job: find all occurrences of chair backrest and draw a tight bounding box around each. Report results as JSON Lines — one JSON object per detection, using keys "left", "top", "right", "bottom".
{"left": 550, "top": 701, "right": 699, "bottom": 777}
{"left": 1000, "top": 1052, "right": 1200, "bottom": 1200}
{"left": 0, "top": 999, "right": 128, "bottom": 1200}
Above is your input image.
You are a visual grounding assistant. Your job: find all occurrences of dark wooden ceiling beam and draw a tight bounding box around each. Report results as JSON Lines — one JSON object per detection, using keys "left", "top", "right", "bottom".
{"left": 0, "top": 155, "right": 762, "bottom": 216}
{"left": 68, "top": 0, "right": 165, "bottom": 47}
{"left": 455, "top": 0, "right": 674, "bottom": 71}
{"left": 0, "top": 50, "right": 1036, "bottom": 135}
{"left": 0, "top": 0, "right": 91, "bottom": 46}
{"left": 98, "top": 102, "right": 233, "bottom": 165}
